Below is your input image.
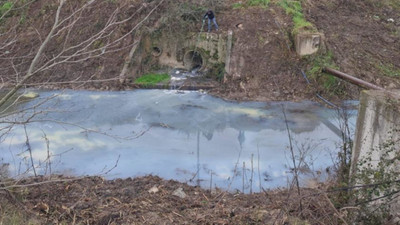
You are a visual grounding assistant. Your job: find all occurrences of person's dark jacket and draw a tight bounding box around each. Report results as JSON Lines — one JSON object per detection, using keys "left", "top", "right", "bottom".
{"left": 204, "top": 10, "right": 215, "bottom": 20}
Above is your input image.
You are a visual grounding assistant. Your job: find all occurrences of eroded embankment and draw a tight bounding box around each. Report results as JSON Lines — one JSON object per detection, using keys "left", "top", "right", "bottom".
{"left": 0, "top": 0, "right": 399, "bottom": 102}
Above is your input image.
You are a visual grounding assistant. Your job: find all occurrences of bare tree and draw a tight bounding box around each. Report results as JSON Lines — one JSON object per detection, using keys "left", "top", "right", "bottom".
{"left": 0, "top": 0, "right": 164, "bottom": 184}
{"left": 0, "top": 0, "right": 164, "bottom": 108}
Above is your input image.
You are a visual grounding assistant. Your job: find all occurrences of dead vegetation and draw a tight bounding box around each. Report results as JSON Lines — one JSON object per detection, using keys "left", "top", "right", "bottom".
{"left": 1, "top": 175, "right": 348, "bottom": 225}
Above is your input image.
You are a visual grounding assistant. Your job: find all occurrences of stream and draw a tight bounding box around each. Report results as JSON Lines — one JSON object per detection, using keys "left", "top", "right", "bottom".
{"left": 0, "top": 89, "right": 358, "bottom": 192}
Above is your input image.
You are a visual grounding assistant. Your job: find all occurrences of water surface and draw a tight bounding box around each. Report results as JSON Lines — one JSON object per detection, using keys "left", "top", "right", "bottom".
{"left": 0, "top": 89, "right": 358, "bottom": 192}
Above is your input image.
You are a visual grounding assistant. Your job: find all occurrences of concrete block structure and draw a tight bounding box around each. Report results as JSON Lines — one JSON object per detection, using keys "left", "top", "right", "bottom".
{"left": 294, "top": 32, "right": 324, "bottom": 56}
{"left": 147, "top": 32, "right": 230, "bottom": 71}
{"left": 351, "top": 89, "right": 400, "bottom": 218}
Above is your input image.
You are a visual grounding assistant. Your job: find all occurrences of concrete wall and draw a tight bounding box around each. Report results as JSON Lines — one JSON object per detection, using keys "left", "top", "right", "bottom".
{"left": 294, "top": 32, "right": 324, "bottom": 56}
{"left": 351, "top": 90, "right": 400, "bottom": 172}
{"left": 149, "top": 32, "right": 229, "bottom": 70}
{"left": 351, "top": 89, "right": 400, "bottom": 217}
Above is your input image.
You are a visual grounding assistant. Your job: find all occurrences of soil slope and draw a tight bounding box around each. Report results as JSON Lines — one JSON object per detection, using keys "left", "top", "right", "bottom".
{"left": 0, "top": 0, "right": 398, "bottom": 103}
{"left": 211, "top": 7, "right": 313, "bottom": 102}
{"left": 305, "top": 0, "right": 400, "bottom": 90}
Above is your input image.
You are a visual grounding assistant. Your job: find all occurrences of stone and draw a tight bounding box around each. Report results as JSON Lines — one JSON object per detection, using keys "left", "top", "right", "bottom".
{"left": 172, "top": 187, "right": 187, "bottom": 198}
{"left": 22, "top": 91, "right": 39, "bottom": 99}
{"left": 148, "top": 185, "right": 159, "bottom": 194}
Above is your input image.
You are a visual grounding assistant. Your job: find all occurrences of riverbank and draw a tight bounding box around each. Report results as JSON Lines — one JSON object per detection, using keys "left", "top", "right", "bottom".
{"left": 1, "top": 175, "right": 340, "bottom": 225}
{"left": 0, "top": 0, "right": 398, "bottom": 104}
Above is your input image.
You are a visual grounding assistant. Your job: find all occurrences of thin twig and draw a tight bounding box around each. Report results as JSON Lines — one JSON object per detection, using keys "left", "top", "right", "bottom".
{"left": 257, "top": 144, "right": 262, "bottom": 192}
{"left": 0, "top": 177, "right": 87, "bottom": 190}
{"left": 282, "top": 105, "right": 303, "bottom": 215}
{"left": 23, "top": 124, "right": 36, "bottom": 177}
{"left": 242, "top": 162, "right": 245, "bottom": 193}
{"left": 250, "top": 153, "right": 254, "bottom": 194}
{"left": 103, "top": 155, "right": 121, "bottom": 175}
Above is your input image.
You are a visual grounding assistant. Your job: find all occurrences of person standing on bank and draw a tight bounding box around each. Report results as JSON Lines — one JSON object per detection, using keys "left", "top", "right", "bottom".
{"left": 203, "top": 9, "right": 219, "bottom": 32}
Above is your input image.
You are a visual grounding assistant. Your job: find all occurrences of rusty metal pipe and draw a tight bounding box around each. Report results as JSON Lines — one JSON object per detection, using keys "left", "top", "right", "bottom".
{"left": 323, "top": 67, "right": 384, "bottom": 90}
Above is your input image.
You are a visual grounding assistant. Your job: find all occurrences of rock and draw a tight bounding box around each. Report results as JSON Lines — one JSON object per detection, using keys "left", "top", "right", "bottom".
{"left": 22, "top": 91, "right": 39, "bottom": 99}
{"left": 172, "top": 187, "right": 187, "bottom": 199}
{"left": 387, "top": 83, "right": 397, "bottom": 89}
{"left": 375, "top": 78, "right": 381, "bottom": 85}
{"left": 387, "top": 18, "right": 395, "bottom": 23}
{"left": 148, "top": 185, "right": 159, "bottom": 194}
{"left": 239, "top": 81, "right": 245, "bottom": 91}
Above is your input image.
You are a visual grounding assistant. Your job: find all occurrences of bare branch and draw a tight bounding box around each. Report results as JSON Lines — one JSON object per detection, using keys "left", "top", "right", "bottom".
{"left": 0, "top": 177, "right": 87, "bottom": 190}
{"left": 23, "top": 124, "right": 37, "bottom": 177}
{"left": 0, "top": 0, "right": 66, "bottom": 108}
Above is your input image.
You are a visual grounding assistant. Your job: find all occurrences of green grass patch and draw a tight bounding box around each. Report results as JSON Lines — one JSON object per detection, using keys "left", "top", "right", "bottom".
{"left": 278, "top": 0, "right": 315, "bottom": 34}
{"left": 135, "top": 73, "right": 170, "bottom": 85}
{"left": 232, "top": 2, "right": 244, "bottom": 9}
{"left": 247, "top": 0, "right": 270, "bottom": 8}
{"left": 377, "top": 62, "right": 400, "bottom": 78}
{"left": 307, "top": 51, "right": 336, "bottom": 78}
{"left": 305, "top": 51, "right": 344, "bottom": 95}
{"left": 0, "top": 1, "right": 13, "bottom": 18}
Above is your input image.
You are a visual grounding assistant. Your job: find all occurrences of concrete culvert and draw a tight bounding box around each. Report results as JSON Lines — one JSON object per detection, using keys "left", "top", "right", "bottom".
{"left": 152, "top": 46, "right": 162, "bottom": 57}
{"left": 183, "top": 50, "right": 204, "bottom": 71}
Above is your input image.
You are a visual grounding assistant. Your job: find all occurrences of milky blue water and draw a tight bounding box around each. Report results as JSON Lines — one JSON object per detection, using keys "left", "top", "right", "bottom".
{"left": 0, "top": 89, "right": 358, "bottom": 192}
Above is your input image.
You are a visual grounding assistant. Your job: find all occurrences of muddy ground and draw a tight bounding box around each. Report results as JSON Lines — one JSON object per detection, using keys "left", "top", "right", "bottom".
{"left": 0, "top": 0, "right": 398, "bottom": 104}
{"left": 210, "top": 0, "right": 400, "bottom": 102}
{"left": 209, "top": 6, "right": 316, "bottom": 102}
{"left": 304, "top": 0, "right": 400, "bottom": 91}
{"left": 1, "top": 175, "right": 344, "bottom": 225}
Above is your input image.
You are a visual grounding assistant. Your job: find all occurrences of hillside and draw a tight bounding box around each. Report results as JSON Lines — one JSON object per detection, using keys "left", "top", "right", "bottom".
{"left": 0, "top": 0, "right": 399, "bottom": 104}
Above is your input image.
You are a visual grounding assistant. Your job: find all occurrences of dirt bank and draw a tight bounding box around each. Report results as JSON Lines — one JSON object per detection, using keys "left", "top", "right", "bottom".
{"left": 1, "top": 175, "right": 341, "bottom": 225}
{"left": 304, "top": 0, "right": 400, "bottom": 93}
{"left": 210, "top": 6, "right": 314, "bottom": 102}
{"left": 210, "top": 0, "right": 400, "bottom": 102}
{"left": 0, "top": 0, "right": 398, "bottom": 103}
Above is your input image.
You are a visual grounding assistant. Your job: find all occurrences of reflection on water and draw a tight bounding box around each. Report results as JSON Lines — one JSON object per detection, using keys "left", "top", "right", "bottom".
{"left": 0, "top": 89, "right": 358, "bottom": 192}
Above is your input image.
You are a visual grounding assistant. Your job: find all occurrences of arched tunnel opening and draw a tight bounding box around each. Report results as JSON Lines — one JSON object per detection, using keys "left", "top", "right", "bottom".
{"left": 183, "top": 50, "right": 204, "bottom": 71}
{"left": 152, "top": 46, "right": 162, "bottom": 57}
